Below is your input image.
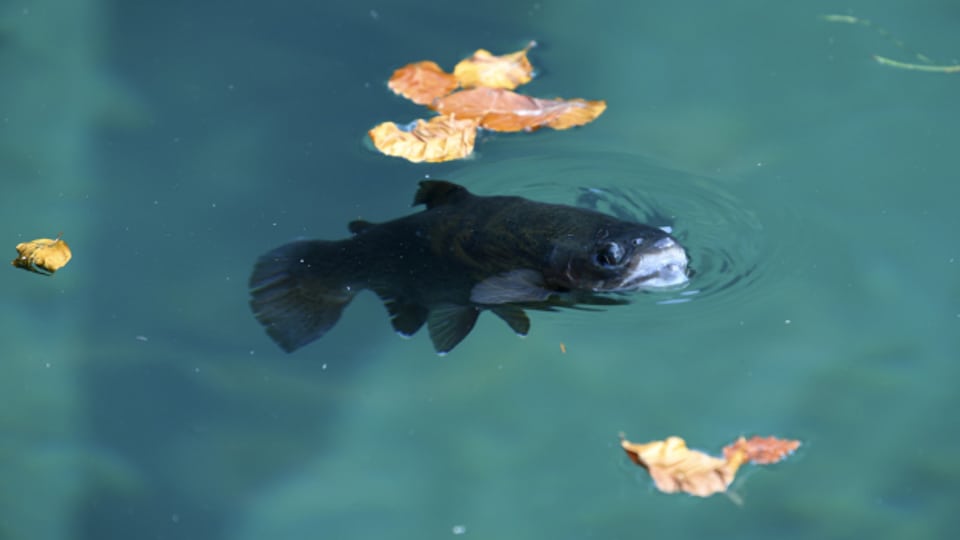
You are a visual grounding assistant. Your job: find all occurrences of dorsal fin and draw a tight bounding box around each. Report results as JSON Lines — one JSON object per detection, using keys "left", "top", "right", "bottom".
{"left": 413, "top": 180, "right": 471, "bottom": 209}
{"left": 348, "top": 219, "right": 376, "bottom": 235}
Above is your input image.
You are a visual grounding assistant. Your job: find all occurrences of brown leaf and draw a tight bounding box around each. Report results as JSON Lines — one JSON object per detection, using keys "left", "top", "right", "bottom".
{"left": 621, "top": 435, "right": 746, "bottom": 497}
{"left": 12, "top": 234, "right": 72, "bottom": 275}
{"left": 723, "top": 436, "right": 801, "bottom": 465}
{"left": 452, "top": 42, "right": 536, "bottom": 90}
{"left": 368, "top": 115, "right": 479, "bottom": 163}
{"left": 388, "top": 61, "right": 459, "bottom": 106}
{"left": 432, "top": 87, "right": 606, "bottom": 132}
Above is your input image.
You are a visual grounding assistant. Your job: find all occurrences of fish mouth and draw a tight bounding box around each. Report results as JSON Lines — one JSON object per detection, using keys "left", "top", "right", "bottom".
{"left": 617, "top": 237, "right": 691, "bottom": 291}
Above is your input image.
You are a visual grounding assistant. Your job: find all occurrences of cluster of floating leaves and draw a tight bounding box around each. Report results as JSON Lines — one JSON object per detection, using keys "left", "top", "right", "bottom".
{"left": 368, "top": 42, "right": 607, "bottom": 163}
{"left": 11, "top": 234, "right": 72, "bottom": 276}
{"left": 620, "top": 434, "right": 800, "bottom": 498}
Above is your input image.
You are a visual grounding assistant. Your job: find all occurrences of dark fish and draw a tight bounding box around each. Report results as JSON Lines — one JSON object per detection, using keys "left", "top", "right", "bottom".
{"left": 249, "top": 180, "right": 690, "bottom": 354}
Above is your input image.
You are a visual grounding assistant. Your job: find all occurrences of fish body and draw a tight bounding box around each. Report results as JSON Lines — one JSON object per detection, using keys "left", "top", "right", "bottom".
{"left": 249, "top": 180, "right": 690, "bottom": 354}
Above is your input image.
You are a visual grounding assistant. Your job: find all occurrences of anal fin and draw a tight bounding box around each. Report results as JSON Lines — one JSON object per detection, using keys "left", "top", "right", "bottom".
{"left": 427, "top": 304, "right": 480, "bottom": 354}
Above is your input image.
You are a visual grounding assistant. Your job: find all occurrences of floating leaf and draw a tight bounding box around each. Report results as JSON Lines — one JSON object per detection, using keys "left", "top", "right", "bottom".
{"left": 621, "top": 434, "right": 800, "bottom": 497}
{"left": 621, "top": 435, "right": 745, "bottom": 497}
{"left": 722, "top": 435, "right": 801, "bottom": 465}
{"left": 432, "top": 87, "right": 606, "bottom": 132}
{"left": 12, "top": 234, "right": 72, "bottom": 275}
{"left": 388, "top": 61, "right": 459, "bottom": 106}
{"left": 452, "top": 42, "right": 536, "bottom": 90}
{"left": 368, "top": 115, "right": 479, "bottom": 163}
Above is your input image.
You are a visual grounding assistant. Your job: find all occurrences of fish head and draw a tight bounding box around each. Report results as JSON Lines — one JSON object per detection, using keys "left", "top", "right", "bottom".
{"left": 559, "top": 223, "right": 691, "bottom": 292}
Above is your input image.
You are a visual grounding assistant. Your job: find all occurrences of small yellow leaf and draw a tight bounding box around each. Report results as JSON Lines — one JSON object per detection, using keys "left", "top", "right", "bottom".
{"left": 453, "top": 42, "right": 536, "bottom": 90}
{"left": 368, "top": 115, "right": 479, "bottom": 163}
{"left": 12, "top": 234, "right": 72, "bottom": 275}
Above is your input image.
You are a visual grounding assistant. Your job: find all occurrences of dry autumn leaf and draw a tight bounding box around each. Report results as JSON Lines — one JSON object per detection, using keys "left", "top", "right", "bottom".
{"left": 621, "top": 435, "right": 745, "bottom": 497}
{"left": 621, "top": 434, "right": 800, "bottom": 498}
{"left": 432, "top": 87, "right": 606, "bottom": 132}
{"left": 368, "top": 115, "right": 479, "bottom": 163}
{"left": 452, "top": 42, "right": 536, "bottom": 90}
{"left": 387, "top": 61, "right": 459, "bottom": 106}
{"left": 12, "top": 234, "right": 72, "bottom": 275}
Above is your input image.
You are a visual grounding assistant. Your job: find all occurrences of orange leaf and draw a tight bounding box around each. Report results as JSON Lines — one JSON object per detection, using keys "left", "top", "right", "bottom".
{"left": 368, "top": 115, "right": 479, "bottom": 163}
{"left": 387, "top": 61, "right": 459, "bottom": 106}
{"left": 452, "top": 42, "right": 536, "bottom": 90}
{"left": 723, "top": 436, "right": 801, "bottom": 465}
{"left": 11, "top": 234, "right": 72, "bottom": 275}
{"left": 621, "top": 436, "right": 745, "bottom": 497}
{"left": 432, "top": 87, "right": 606, "bottom": 132}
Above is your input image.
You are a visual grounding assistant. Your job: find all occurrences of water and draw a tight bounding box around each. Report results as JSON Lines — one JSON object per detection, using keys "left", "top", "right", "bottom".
{"left": 2, "top": 1, "right": 958, "bottom": 539}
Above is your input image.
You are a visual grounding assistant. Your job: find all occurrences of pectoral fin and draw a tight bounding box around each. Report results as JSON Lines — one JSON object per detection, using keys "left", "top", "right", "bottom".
{"left": 427, "top": 304, "right": 480, "bottom": 354}
{"left": 470, "top": 269, "right": 554, "bottom": 304}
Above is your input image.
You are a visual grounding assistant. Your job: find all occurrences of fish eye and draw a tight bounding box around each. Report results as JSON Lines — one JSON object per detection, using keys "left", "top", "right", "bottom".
{"left": 595, "top": 242, "right": 625, "bottom": 268}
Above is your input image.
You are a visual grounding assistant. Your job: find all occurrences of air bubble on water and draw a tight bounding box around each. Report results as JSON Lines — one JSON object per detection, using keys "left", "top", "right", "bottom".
{"left": 452, "top": 525, "right": 466, "bottom": 535}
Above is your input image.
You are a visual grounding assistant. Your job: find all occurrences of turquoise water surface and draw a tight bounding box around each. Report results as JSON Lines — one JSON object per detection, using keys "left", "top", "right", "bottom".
{"left": 2, "top": 1, "right": 958, "bottom": 539}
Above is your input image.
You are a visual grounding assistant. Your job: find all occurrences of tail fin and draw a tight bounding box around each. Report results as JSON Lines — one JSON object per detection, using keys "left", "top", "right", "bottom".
{"left": 249, "top": 240, "right": 357, "bottom": 352}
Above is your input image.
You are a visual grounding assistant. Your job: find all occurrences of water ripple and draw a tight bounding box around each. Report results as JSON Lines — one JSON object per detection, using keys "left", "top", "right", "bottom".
{"left": 449, "top": 149, "right": 773, "bottom": 319}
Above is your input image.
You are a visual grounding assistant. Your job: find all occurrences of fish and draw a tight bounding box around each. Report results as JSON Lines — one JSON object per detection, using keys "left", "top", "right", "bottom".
{"left": 249, "top": 180, "right": 690, "bottom": 354}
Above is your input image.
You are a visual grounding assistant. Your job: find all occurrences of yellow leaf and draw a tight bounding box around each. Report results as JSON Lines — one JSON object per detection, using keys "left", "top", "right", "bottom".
{"left": 621, "top": 436, "right": 744, "bottom": 497}
{"left": 368, "top": 115, "right": 479, "bottom": 163}
{"left": 453, "top": 42, "right": 536, "bottom": 90}
{"left": 621, "top": 433, "right": 800, "bottom": 497}
{"left": 12, "top": 234, "right": 72, "bottom": 275}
